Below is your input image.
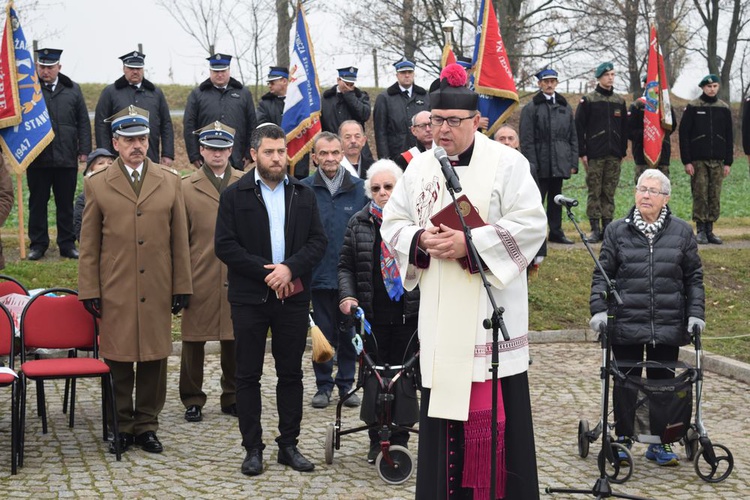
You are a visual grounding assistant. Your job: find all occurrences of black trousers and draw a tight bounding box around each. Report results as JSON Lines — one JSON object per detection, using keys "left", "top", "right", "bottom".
{"left": 27, "top": 167, "right": 78, "bottom": 252}
{"left": 232, "top": 297, "right": 308, "bottom": 451}
{"left": 538, "top": 177, "right": 565, "bottom": 238}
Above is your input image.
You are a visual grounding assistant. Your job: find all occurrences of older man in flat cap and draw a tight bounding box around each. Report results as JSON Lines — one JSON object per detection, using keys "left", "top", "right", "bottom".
{"left": 575, "top": 61, "right": 628, "bottom": 243}
{"left": 679, "top": 74, "right": 733, "bottom": 244}
{"left": 520, "top": 68, "right": 578, "bottom": 245}
{"left": 381, "top": 63, "right": 546, "bottom": 500}
{"left": 184, "top": 53, "right": 257, "bottom": 170}
{"left": 373, "top": 58, "right": 430, "bottom": 159}
{"left": 180, "top": 122, "right": 244, "bottom": 424}
{"left": 28, "top": 48, "right": 91, "bottom": 261}
{"left": 94, "top": 51, "right": 174, "bottom": 166}
{"left": 79, "top": 105, "right": 191, "bottom": 455}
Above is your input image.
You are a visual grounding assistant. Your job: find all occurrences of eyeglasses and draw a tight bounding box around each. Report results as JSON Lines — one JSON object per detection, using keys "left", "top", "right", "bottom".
{"left": 412, "top": 123, "right": 431, "bottom": 129}
{"left": 371, "top": 184, "right": 394, "bottom": 193}
{"left": 635, "top": 186, "right": 667, "bottom": 196}
{"left": 429, "top": 115, "right": 474, "bottom": 128}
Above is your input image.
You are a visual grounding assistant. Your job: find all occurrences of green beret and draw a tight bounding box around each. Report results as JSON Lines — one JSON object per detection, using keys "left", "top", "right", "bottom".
{"left": 595, "top": 62, "right": 614, "bottom": 79}
{"left": 698, "top": 74, "right": 720, "bottom": 87}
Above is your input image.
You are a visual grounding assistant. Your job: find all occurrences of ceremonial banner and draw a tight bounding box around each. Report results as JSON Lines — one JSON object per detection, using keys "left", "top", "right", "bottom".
{"left": 643, "top": 25, "right": 673, "bottom": 168}
{"left": 441, "top": 38, "right": 456, "bottom": 68}
{"left": 0, "top": 2, "right": 54, "bottom": 174}
{"left": 0, "top": 3, "right": 21, "bottom": 129}
{"left": 281, "top": 1, "right": 321, "bottom": 175}
{"left": 471, "top": 0, "right": 519, "bottom": 137}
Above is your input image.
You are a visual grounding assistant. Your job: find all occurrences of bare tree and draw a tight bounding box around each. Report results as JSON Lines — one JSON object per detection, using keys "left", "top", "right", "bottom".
{"left": 651, "top": 0, "right": 692, "bottom": 87}
{"left": 156, "top": 0, "right": 225, "bottom": 55}
{"left": 692, "top": 0, "right": 750, "bottom": 101}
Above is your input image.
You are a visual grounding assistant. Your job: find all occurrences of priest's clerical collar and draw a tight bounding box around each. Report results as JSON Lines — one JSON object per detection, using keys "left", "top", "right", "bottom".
{"left": 448, "top": 141, "right": 475, "bottom": 166}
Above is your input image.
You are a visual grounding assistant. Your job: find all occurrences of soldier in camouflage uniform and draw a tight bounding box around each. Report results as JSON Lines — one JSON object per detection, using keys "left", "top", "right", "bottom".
{"left": 575, "top": 62, "right": 628, "bottom": 243}
{"left": 679, "top": 74, "right": 733, "bottom": 245}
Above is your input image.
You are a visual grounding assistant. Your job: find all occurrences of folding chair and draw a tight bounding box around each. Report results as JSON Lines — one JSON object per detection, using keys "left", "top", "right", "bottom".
{"left": 18, "top": 288, "right": 121, "bottom": 465}
{"left": 0, "top": 274, "right": 29, "bottom": 296}
{"left": 0, "top": 302, "right": 19, "bottom": 474}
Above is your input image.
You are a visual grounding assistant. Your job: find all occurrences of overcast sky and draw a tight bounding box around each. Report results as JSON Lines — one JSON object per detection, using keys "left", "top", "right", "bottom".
{"left": 21, "top": 0, "right": 706, "bottom": 100}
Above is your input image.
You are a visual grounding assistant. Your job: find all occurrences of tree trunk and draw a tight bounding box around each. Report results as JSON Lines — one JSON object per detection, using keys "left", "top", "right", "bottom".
{"left": 496, "top": 0, "right": 522, "bottom": 77}
{"left": 276, "top": 0, "right": 293, "bottom": 68}
{"left": 403, "top": 0, "right": 417, "bottom": 61}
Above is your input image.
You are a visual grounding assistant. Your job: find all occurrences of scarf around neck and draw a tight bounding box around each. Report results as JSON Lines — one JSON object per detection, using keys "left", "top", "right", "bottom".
{"left": 633, "top": 206, "right": 667, "bottom": 241}
{"left": 320, "top": 165, "right": 345, "bottom": 196}
{"left": 369, "top": 201, "right": 404, "bottom": 301}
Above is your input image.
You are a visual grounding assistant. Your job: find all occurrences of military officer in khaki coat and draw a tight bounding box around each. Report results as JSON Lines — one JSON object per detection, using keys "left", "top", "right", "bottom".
{"left": 78, "top": 105, "right": 192, "bottom": 455}
{"left": 180, "top": 122, "right": 243, "bottom": 423}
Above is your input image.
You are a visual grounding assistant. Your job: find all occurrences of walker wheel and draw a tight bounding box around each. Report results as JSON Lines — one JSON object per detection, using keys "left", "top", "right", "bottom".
{"left": 597, "top": 442, "right": 633, "bottom": 484}
{"left": 683, "top": 428, "right": 699, "bottom": 461}
{"left": 578, "top": 420, "right": 590, "bottom": 458}
{"left": 324, "top": 423, "right": 335, "bottom": 465}
{"left": 376, "top": 445, "right": 414, "bottom": 485}
{"left": 694, "top": 443, "right": 733, "bottom": 483}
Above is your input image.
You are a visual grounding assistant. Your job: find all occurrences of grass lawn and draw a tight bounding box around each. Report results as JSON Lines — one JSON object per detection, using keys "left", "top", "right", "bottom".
{"left": 2, "top": 158, "right": 749, "bottom": 362}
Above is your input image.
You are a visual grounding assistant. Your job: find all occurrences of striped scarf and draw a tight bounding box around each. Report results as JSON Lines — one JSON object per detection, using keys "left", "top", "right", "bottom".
{"left": 320, "top": 165, "right": 345, "bottom": 196}
{"left": 633, "top": 207, "right": 667, "bottom": 242}
{"left": 369, "top": 201, "right": 404, "bottom": 301}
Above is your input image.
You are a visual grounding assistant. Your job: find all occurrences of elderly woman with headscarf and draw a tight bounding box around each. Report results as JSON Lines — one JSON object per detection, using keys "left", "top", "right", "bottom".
{"left": 338, "top": 159, "right": 420, "bottom": 464}
{"left": 590, "top": 169, "right": 705, "bottom": 466}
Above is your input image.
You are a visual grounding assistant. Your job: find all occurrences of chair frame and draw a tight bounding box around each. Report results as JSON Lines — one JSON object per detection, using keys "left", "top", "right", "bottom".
{"left": 0, "top": 301, "right": 19, "bottom": 474}
{"left": 17, "top": 288, "right": 121, "bottom": 465}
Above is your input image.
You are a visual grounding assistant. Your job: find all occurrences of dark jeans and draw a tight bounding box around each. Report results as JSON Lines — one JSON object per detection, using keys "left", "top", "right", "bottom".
{"left": 27, "top": 167, "right": 77, "bottom": 251}
{"left": 311, "top": 289, "right": 356, "bottom": 394}
{"left": 538, "top": 177, "right": 564, "bottom": 238}
{"left": 232, "top": 298, "right": 308, "bottom": 451}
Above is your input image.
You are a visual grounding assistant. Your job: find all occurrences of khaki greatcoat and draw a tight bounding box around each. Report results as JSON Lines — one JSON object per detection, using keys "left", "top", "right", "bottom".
{"left": 180, "top": 166, "right": 243, "bottom": 341}
{"left": 78, "top": 157, "right": 192, "bottom": 362}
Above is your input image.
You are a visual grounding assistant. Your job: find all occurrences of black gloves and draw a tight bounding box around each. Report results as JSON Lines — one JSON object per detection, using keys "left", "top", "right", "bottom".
{"left": 172, "top": 294, "right": 190, "bottom": 315}
{"left": 83, "top": 298, "right": 102, "bottom": 318}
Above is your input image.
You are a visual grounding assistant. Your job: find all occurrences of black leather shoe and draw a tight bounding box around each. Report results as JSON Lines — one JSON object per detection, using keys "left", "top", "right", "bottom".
{"left": 60, "top": 247, "right": 79, "bottom": 259}
{"left": 109, "top": 432, "right": 134, "bottom": 454}
{"left": 277, "top": 445, "right": 315, "bottom": 472}
{"left": 241, "top": 448, "right": 263, "bottom": 476}
{"left": 221, "top": 403, "right": 238, "bottom": 417}
{"left": 27, "top": 248, "right": 45, "bottom": 261}
{"left": 185, "top": 405, "right": 203, "bottom": 422}
{"left": 548, "top": 235, "right": 574, "bottom": 245}
{"left": 135, "top": 431, "right": 163, "bottom": 453}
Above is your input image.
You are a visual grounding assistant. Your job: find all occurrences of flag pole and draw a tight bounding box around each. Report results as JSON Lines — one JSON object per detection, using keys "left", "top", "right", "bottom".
{"left": 16, "top": 173, "right": 24, "bottom": 259}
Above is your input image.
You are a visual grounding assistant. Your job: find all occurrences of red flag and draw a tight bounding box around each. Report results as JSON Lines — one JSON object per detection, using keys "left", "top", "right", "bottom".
{"left": 643, "top": 26, "right": 673, "bottom": 168}
{"left": 0, "top": 6, "right": 21, "bottom": 128}
{"left": 472, "top": 0, "right": 519, "bottom": 137}
{"left": 441, "top": 39, "right": 456, "bottom": 68}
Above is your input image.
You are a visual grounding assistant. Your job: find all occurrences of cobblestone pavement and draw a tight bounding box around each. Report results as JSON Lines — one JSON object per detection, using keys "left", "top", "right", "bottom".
{"left": 0, "top": 341, "right": 747, "bottom": 499}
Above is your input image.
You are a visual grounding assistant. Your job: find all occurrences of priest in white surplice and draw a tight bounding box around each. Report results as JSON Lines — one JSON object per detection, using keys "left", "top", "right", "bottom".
{"left": 381, "top": 64, "right": 546, "bottom": 500}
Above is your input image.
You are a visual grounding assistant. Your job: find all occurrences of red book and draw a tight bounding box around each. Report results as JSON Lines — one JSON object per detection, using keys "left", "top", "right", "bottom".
{"left": 430, "top": 195, "right": 488, "bottom": 274}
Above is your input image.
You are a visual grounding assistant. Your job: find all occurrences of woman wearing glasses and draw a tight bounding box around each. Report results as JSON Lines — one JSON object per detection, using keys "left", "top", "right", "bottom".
{"left": 589, "top": 169, "right": 705, "bottom": 467}
{"left": 337, "top": 159, "right": 420, "bottom": 463}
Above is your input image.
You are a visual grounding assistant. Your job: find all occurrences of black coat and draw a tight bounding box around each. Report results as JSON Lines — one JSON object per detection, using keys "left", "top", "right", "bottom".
{"left": 338, "top": 207, "right": 419, "bottom": 322}
{"left": 679, "top": 94, "right": 733, "bottom": 166}
{"left": 321, "top": 85, "right": 374, "bottom": 161}
{"left": 215, "top": 169, "right": 327, "bottom": 305}
{"left": 30, "top": 73, "right": 91, "bottom": 170}
{"left": 256, "top": 91, "right": 285, "bottom": 126}
{"left": 590, "top": 207, "right": 704, "bottom": 347}
{"left": 628, "top": 98, "right": 677, "bottom": 166}
{"left": 94, "top": 76, "right": 174, "bottom": 162}
{"left": 519, "top": 92, "right": 577, "bottom": 179}
{"left": 743, "top": 97, "right": 750, "bottom": 155}
{"left": 183, "top": 77, "right": 257, "bottom": 168}
{"left": 575, "top": 85, "right": 628, "bottom": 160}
{"left": 373, "top": 83, "right": 430, "bottom": 159}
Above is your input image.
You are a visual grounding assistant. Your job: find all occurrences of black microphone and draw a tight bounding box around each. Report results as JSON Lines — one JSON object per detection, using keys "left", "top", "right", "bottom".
{"left": 554, "top": 194, "right": 579, "bottom": 207}
{"left": 433, "top": 147, "right": 462, "bottom": 193}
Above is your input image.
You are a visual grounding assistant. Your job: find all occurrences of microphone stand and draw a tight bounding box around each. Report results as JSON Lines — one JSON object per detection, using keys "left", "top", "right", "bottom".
{"left": 545, "top": 205, "right": 650, "bottom": 499}
{"left": 442, "top": 183, "right": 508, "bottom": 500}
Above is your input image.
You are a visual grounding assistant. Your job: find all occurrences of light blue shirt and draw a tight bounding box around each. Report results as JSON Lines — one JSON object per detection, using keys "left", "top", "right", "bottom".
{"left": 257, "top": 175, "right": 289, "bottom": 264}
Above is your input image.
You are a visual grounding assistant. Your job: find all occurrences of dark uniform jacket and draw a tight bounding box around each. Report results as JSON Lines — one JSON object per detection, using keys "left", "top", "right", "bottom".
{"left": 373, "top": 83, "right": 430, "bottom": 159}
{"left": 743, "top": 97, "right": 750, "bottom": 155}
{"left": 575, "top": 85, "right": 628, "bottom": 160}
{"left": 256, "top": 91, "right": 285, "bottom": 126}
{"left": 679, "top": 94, "right": 733, "bottom": 166}
{"left": 215, "top": 170, "right": 327, "bottom": 305}
{"left": 321, "top": 85, "right": 373, "bottom": 161}
{"left": 590, "top": 207, "right": 704, "bottom": 347}
{"left": 94, "top": 76, "right": 174, "bottom": 163}
{"left": 628, "top": 98, "right": 677, "bottom": 166}
{"left": 31, "top": 73, "right": 91, "bottom": 169}
{"left": 338, "top": 206, "right": 420, "bottom": 322}
{"left": 519, "top": 91, "right": 578, "bottom": 179}
{"left": 301, "top": 169, "right": 367, "bottom": 290}
{"left": 184, "top": 77, "right": 257, "bottom": 169}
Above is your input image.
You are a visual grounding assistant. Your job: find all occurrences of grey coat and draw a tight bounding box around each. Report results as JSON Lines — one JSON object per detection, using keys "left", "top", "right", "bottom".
{"left": 519, "top": 92, "right": 577, "bottom": 179}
